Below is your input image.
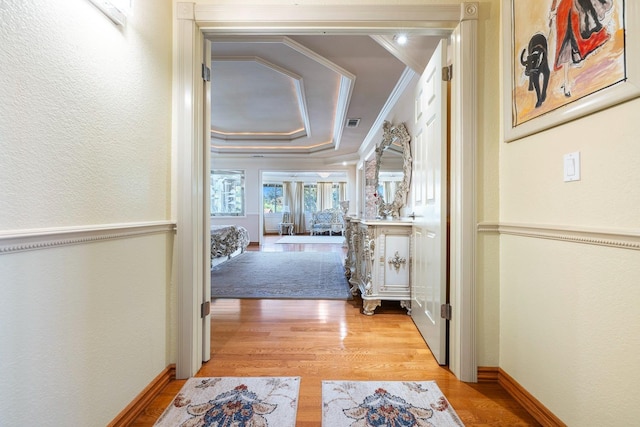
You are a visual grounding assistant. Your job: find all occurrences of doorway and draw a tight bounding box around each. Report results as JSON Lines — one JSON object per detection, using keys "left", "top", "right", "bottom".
{"left": 261, "top": 171, "right": 349, "bottom": 238}
{"left": 175, "top": 2, "right": 478, "bottom": 382}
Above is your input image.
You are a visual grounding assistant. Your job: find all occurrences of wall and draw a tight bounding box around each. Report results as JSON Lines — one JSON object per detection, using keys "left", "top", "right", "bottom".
{"left": 211, "top": 156, "right": 356, "bottom": 240}
{"left": 471, "top": 0, "right": 502, "bottom": 368}
{"left": 0, "top": 1, "right": 173, "bottom": 425}
{"left": 500, "top": 10, "right": 640, "bottom": 426}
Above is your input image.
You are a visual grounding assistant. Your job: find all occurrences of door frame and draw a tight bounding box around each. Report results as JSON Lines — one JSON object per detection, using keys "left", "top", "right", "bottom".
{"left": 174, "top": 1, "right": 478, "bottom": 382}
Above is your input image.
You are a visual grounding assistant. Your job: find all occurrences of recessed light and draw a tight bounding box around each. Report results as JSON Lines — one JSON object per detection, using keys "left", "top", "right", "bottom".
{"left": 394, "top": 34, "right": 408, "bottom": 45}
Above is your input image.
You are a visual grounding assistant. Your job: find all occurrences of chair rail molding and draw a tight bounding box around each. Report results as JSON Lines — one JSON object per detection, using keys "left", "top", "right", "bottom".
{"left": 478, "top": 222, "right": 640, "bottom": 250}
{"left": 0, "top": 221, "right": 175, "bottom": 255}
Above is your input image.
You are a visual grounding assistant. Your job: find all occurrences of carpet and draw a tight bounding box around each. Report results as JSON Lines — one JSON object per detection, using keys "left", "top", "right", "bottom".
{"left": 276, "top": 235, "right": 345, "bottom": 244}
{"left": 322, "top": 380, "right": 465, "bottom": 426}
{"left": 154, "top": 377, "right": 300, "bottom": 427}
{"left": 211, "top": 251, "right": 352, "bottom": 299}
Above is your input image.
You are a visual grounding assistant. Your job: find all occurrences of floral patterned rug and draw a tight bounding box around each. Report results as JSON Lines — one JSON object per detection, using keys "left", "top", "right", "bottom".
{"left": 154, "top": 377, "right": 300, "bottom": 427}
{"left": 322, "top": 380, "right": 465, "bottom": 426}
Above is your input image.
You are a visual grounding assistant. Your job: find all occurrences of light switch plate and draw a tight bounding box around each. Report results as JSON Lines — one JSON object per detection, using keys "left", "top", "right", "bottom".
{"left": 563, "top": 152, "right": 581, "bottom": 182}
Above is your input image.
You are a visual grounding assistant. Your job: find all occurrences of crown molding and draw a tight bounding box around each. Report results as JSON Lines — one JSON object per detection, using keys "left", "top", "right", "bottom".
{"left": 358, "top": 66, "right": 417, "bottom": 159}
{"left": 478, "top": 222, "right": 640, "bottom": 251}
{"left": 208, "top": 36, "right": 354, "bottom": 153}
{"left": 0, "top": 221, "right": 176, "bottom": 255}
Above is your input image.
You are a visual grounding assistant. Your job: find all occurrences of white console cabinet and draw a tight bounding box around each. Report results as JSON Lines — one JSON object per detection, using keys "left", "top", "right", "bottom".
{"left": 345, "top": 218, "right": 412, "bottom": 315}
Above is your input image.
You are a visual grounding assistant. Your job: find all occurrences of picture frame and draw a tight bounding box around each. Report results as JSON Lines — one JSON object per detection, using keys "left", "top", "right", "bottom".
{"left": 503, "top": 0, "right": 640, "bottom": 142}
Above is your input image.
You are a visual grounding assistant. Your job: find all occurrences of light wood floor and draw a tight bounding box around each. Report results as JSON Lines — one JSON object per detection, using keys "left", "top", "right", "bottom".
{"left": 131, "top": 235, "right": 540, "bottom": 426}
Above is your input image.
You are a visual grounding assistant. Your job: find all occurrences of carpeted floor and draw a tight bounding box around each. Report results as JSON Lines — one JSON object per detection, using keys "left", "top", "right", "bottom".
{"left": 211, "top": 251, "right": 352, "bottom": 299}
{"left": 322, "top": 380, "right": 464, "bottom": 426}
{"left": 154, "top": 377, "right": 300, "bottom": 427}
{"left": 276, "top": 235, "right": 345, "bottom": 244}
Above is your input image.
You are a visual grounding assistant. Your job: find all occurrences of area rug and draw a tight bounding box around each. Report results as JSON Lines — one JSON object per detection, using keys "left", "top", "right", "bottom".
{"left": 322, "top": 380, "right": 465, "bottom": 426}
{"left": 154, "top": 377, "right": 300, "bottom": 427}
{"left": 276, "top": 235, "right": 345, "bottom": 244}
{"left": 211, "top": 251, "right": 352, "bottom": 299}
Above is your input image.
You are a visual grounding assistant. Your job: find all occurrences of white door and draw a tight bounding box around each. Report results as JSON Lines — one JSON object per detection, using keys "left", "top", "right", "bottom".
{"left": 202, "top": 38, "right": 212, "bottom": 363}
{"left": 411, "top": 39, "right": 449, "bottom": 365}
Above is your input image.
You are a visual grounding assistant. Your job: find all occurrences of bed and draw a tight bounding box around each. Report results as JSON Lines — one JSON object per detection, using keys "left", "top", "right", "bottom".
{"left": 211, "top": 225, "right": 250, "bottom": 261}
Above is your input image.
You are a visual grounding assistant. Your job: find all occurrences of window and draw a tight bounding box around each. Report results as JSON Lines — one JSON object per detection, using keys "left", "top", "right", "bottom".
{"left": 263, "top": 183, "right": 283, "bottom": 213}
{"left": 304, "top": 184, "right": 317, "bottom": 213}
{"left": 211, "top": 170, "right": 245, "bottom": 216}
{"left": 332, "top": 183, "right": 340, "bottom": 207}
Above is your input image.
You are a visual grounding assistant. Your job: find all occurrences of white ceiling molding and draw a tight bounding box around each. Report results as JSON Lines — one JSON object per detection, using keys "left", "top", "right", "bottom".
{"left": 358, "top": 66, "right": 417, "bottom": 159}
{"left": 210, "top": 56, "right": 310, "bottom": 140}
{"left": 211, "top": 129, "right": 306, "bottom": 141}
{"left": 209, "top": 35, "right": 355, "bottom": 154}
{"left": 280, "top": 36, "right": 355, "bottom": 151}
{"left": 210, "top": 140, "right": 335, "bottom": 155}
{"left": 332, "top": 74, "right": 354, "bottom": 151}
{"left": 370, "top": 35, "right": 424, "bottom": 74}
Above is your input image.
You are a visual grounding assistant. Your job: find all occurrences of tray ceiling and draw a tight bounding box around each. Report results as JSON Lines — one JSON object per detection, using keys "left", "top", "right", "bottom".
{"left": 210, "top": 34, "right": 440, "bottom": 162}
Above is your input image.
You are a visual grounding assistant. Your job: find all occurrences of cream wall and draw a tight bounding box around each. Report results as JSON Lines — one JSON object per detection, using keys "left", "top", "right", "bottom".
{"left": 474, "top": 0, "right": 501, "bottom": 367}
{"left": 500, "top": 9, "right": 640, "bottom": 427}
{"left": 0, "top": 1, "right": 173, "bottom": 425}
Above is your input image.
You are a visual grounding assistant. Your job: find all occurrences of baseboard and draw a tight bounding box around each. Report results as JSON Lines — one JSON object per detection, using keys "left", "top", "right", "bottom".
{"left": 477, "top": 366, "right": 499, "bottom": 382}
{"left": 108, "top": 364, "right": 176, "bottom": 427}
{"left": 498, "top": 368, "right": 566, "bottom": 427}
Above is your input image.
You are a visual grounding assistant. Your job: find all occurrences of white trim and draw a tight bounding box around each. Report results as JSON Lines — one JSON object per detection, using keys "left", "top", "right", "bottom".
{"left": 176, "top": 3, "right": 205, "bottom": 379}
{"left": 448, "top": 3, "right": 479, "bottom": 383}
{"left": 210, "top": 55, "right": 310, "bottom": 140}
{"left": 194, "top": 4, "right": 462, "bottom": 30}
{"left": 333, "top": 75, "right": 354, "bottom": 151}
{"left": 479, "top": 222, "right": 640, "bottom": 250}
{"left": 202, "top": 37, "right": 212, "bottom": 364}
{"left": 180, "top": 0, "right": 479, "bottom": 383}
{"left": 208, "top": 35, "right": 355, "bottom": 152}
{"left": 370, "top": 35, "right": 425, "bottom": 74}
{"left": 0, "top": 221, "right": 175, "bottom": 254}
{"left": 358, "top": 67, "right": 418, "bottom": 159}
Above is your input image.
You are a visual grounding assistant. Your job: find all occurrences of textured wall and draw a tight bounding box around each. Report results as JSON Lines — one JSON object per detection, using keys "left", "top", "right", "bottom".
{"left": 0, "top": 0, "right": 172, "bottom": 229}
{"left": 0, "top": 234, "right": 172, "bottom": 425}
{"left": 0, "top": 0, "right": 173, "bottom": 425}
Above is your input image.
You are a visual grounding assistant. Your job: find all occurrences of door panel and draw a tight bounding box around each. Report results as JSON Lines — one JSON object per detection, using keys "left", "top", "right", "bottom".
{"left": 411, "top": 39, "right": 448, "bottom": 365}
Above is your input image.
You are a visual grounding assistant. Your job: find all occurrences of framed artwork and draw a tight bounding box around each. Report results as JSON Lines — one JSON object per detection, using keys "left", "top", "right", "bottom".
{"left": 503, "top": 0, "right": 640, "bottom": 141}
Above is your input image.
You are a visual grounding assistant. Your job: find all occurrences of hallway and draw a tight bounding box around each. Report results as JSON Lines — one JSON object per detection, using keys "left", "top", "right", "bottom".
{"left": 131, "top": 237, "right": 539, "bottom": 426}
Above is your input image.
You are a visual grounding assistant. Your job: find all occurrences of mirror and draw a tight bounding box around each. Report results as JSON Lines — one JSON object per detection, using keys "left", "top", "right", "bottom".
{"left": 374, "top": 121, "right": 412, "bottom": 218}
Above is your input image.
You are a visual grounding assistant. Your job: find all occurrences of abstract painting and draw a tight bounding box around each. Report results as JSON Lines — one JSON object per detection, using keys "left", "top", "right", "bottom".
{"left": 503, "top": 0, "right": 639, "bottom": 141}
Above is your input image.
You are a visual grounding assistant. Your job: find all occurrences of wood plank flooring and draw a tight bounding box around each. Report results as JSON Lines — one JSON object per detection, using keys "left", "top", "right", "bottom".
{"left": 131, "top": 235, "right": 540, "bottom": 426}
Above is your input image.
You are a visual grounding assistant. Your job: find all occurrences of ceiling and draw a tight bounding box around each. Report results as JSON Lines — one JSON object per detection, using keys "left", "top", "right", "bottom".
{"left": 209, "top": 34, "right": 440, "bottom": 163}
